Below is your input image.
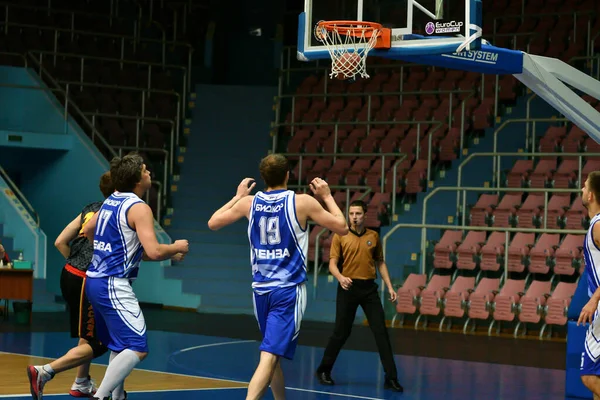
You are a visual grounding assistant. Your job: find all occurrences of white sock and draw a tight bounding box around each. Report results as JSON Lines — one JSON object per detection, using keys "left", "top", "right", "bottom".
{"left": 109, "top": 351, "right": 125, "bottom": 400}
{"left": 94, "top": 350, "right": 140, "bottom": 399}
{"left": 74, "top": 376, "right": 88, "bottom": 384}
{"left": 40, "top": 364, "right": 55, "bottom": 382}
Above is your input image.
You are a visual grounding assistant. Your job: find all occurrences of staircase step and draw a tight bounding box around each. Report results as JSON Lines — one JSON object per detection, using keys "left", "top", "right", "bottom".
{"left": 166, "top": 265, "right": 249, "bottom": 280}
{"left": 182, "top": 278, "right": 251, "bottom": 296}
{"left": 166, "top": 228, "right": 248, "bottom": 245}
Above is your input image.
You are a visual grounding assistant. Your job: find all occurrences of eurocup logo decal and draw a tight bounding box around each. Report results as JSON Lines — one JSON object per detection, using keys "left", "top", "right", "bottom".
{"left": 425, "top": 22, "right": 435, "bottom": 35}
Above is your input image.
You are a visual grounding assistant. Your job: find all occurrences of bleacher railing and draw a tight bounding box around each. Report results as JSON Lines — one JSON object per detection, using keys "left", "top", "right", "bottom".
{"left": 84, "top": 112, "right": 175, "bottom": 183}
{"left": 277, "top": 89, "right": 476, "bottom": 149}
{"left": 0, "top": 51, "right": 27, "bottom": 67}
{"left": 60, "top": 81, "right": 181, "bottom": 145}
{"left": 383, "top": 222, "right": 586, "bottom": 282}
{"left": 492, "top": 117, "right": 572, "bottom": 167}
{"left": 279, "top": 120, "right": 443, "bottom": 183}
{"left": 491, "top": 10, "right": 596, "bottom": 51}
{"left": 456, "top": 152, "right": 598, "bottom": 222}
{"left": 288, "top": 185, "right": 372, "bottom": 299}
{"left": 417, "top": 186, "right": 584, "bottom": 274}
{"left": 0, "top": 19, "right": 193, "bottom": 86}
{"left": 33, "top": 50, "right": 188, "bottom": 136}
{"left": 0, "top": 165, "right": 39, "bottom": 227}
{"left": 25, "top": 51, "right": 118, "bottom": 160}
{"left": 284, "top": 152, "right": 406, "bottom": 214}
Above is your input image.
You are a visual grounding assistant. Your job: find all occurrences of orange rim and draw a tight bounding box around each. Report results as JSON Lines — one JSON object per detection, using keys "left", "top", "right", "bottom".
{"left": 316, "top": 20, "right": 383, "bottom": 39}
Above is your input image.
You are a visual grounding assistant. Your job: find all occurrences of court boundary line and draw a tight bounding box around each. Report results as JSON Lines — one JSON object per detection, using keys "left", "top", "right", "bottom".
{"left": 0, "top": 344, "right": 386, "bottom": 400}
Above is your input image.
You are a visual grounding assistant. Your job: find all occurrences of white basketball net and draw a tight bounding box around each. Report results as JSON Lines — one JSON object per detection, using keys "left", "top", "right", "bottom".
{"left": 314, "top": 22, "right": 380, "bottom": 80}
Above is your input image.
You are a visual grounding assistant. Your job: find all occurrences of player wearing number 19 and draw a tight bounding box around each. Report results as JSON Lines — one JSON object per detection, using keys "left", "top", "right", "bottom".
{"left": 82, "top": 153, "right": 189, "bottom": 400}
{"left": 208, "top": 154, "right": 349, "bottom": 400}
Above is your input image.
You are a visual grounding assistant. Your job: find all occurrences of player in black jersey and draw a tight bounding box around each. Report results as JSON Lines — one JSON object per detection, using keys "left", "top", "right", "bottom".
{"left": 27, "top": 171, "right": 114, "bottom": 400}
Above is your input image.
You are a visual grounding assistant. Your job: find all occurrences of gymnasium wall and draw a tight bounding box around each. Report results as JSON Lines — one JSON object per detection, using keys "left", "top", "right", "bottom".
{"left": 0, "top": 66, "right": 172, "bottom": 299}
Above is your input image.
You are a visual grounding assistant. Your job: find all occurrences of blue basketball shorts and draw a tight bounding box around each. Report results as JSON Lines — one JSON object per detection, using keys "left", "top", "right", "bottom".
{"left": 85, "top": 276, "right": 149, "bottom": 353}
{"left": 253, "top": 283, "right": 307, "bottom": 360}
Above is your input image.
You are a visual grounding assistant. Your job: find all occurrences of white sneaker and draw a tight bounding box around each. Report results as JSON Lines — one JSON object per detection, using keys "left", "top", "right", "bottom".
{"left": 69, "top": 376, "right": 97, "bottom": 398}
{"left": 27, "top": 365, "right": 51, "bottom": 400}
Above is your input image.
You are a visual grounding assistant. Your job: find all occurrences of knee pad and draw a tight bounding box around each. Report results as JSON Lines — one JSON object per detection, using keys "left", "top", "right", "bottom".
{"left": 88, "top": 338, "right": 108, "bottom": 359}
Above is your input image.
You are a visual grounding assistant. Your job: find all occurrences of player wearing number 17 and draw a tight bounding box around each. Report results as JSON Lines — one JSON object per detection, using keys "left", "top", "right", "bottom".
{"left": 208, "top": 154, "right": 349, "bottom": 400}
{"left": 82, "top": 153, "right": 189, "bottom": 400}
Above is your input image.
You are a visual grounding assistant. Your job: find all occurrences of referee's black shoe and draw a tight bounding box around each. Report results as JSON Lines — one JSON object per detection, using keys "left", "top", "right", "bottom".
{"left": 384, "top": 378, "right": 404, "bottom": 392}
{"left": 315, "top": 371, "right": 335, "bottom": 385}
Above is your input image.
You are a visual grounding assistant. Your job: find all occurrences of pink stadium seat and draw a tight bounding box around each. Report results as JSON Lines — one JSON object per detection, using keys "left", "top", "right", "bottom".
{"left": 480, "top": 232, "right": 507, "bottom": 271}
{"left": 528, "top": 159, "right": 556, "bottom": 188}
{"left": 544, "top": 194, "right": 571, "bottom": 229}
{"left": 565, "top": 197, "right": 587, "bottom": 230}
{"left": 463, "top": 278, "right": 501, "bottom": 333}
{"left": 391, "top": 273, "right": 428, "bottom": 327}
{"left": 490, "top": 279, "right": 527, "bottom": 328}
{"left": 433, "top": 230, "right": 463, "bottom": 269}
{"left": 507, "top": 233, "right": 536, "bottom": 273}
{"left": 515, "top": 193, "right": 544, "bottom": 228}
{"left": 492, "top": 194, "right": 522, "bottom": 227}
{"left": 540, "top": 282, "right": 578, "bottom": 338}
{"left": 506, "top": 160, "right": 534, "bottom": 188}
{"left": 516, "top": 280, "right": 553, "bottom": 328}
{"left": 554, "top": 234, "right": 585, "bottom": 275}
{"left": 415, "top": 275, "right": 452, "bottom": 327}
{"left": 456, "top": 231, "right": 487, "bottom": 270}
{"left": 469, "top": 194, "right": 499, "bottom": 226}
{"left": 528, "top": 233, "right": 560, "bottom": 274}
{"left": 553, "top": 160, "right": 579, "bottom": 189}
{"left": 440, "top": 276, "right": 476, "bottom": 329}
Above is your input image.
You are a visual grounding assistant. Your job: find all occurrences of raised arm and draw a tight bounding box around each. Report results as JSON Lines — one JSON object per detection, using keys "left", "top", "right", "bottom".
{"left": 55, "top": 213, "right": 82, "bottom": 258}
{"left": 128, "top": 203, "right": 189, "bottom": 261}
{"left": 207, "top": 178, "right": 255, "bottom": 231}
{"left": 303, "top": 178, "right": 348, "bottom": 236}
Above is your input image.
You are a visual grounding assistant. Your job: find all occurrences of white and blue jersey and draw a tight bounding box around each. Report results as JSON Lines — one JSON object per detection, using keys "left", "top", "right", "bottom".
{"left": 248, "top": 189, "right": 308, "bottom": 294}
{"left": 248, "top": 189, "right": 308, "bottom": 360}
{"left": 85, "top": 191, "right": 148, "bottom": 353}
{"left": 581, "top": 213, "right": 600, "bottom": 375}
{"left": 86, "top": 192, "right": 145, "bottom": 280}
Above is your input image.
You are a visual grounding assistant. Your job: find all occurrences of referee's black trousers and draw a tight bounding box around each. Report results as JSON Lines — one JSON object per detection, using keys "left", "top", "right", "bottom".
{"left": 317, "top": 279, "right": 398, "bottom": 380}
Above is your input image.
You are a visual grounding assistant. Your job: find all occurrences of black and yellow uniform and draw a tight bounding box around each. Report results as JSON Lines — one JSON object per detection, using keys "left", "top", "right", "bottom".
{"left": 59, "top": 201, "right": 104, "bottom": 348}
{"left": 317, "top": 228, "right": 398, "bottom": 382}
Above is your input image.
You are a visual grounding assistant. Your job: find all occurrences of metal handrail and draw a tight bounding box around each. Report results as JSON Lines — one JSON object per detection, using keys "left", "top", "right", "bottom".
{"left": 60, "top": 80, "right": 181, "bottom": 143}
{"left": 25, "top": 51, "right": 118, "bottom": 160}
{"left": 420, "top": 186, "right": 583, "bottom": 273}
{"left": 33, "top": 50, "right": 188, "bottom": 121}
{"left": 113, "top": 146, "right": 169, "bottom": 200}
{"left": 382, "top": 222, "right": 586, "bottom": 281}
{"left": 456, "top": 151, "right": 596, "bottom": 221}
{"left": 144, "top": 180, "right": 163, "bottom": 221}
{"left": 0, "top": 51, "right": 28, "bottom": 67}
{"left": 284, "top": 152, "right": 407, "bottom": 215}
{"left": 492, "top": 118, "right": 571, "bottom": 179}
{"left": 0, "top": 165, "right": 40, "bottom": 227}
{"left": 83, "top": 112, "right": 175, "bottom": 178}
{"left": 0, "top": 19, "right": 194, "bottom": 83}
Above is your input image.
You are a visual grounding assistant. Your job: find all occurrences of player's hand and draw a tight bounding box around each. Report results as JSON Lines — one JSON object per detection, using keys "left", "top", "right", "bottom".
{"left": 338, "top": 276, "right": 353, "bottom": 290}
{"left": 578, "top": 298, "right": 599, "bottom": 326}
{"left": 174, "top": 239, "right": 189, "bottom": 254}
{"left": 171, "top": 252, "right": 185, "bottom": 262}
{"left": 236, "top": 178, "right": 256, "bottom": 198}
{"left": 388, "top": 286, "right": 397, "bottom": 302}
{"left": 309, "top": 178, "right": 331, "bottom": 200}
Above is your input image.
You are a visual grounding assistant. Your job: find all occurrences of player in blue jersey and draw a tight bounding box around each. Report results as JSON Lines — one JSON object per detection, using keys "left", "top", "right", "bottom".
{"left": 82, "top": 153, "right": 189, "bottom": 400}
{"left": 578, "top": 171, "right": 600, "bottom": 398}
{"left": 208, "top": 153, "right": 349, "bottom": 400}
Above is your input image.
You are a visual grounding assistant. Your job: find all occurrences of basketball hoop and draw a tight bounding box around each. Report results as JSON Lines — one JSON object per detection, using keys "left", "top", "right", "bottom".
{"left": 314, "top": 20, "right": 391, "bottom": 80}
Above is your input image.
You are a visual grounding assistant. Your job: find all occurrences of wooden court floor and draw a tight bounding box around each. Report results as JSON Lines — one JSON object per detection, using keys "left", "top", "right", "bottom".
{"left": 0, "top": 329, "right": 567, "bottom": 399}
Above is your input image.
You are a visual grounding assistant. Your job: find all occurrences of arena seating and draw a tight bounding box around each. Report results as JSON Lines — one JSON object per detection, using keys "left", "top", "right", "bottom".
{"left": 0, "top": 0, "right": 207, "bottom": 218}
